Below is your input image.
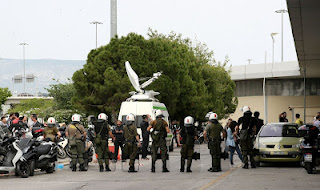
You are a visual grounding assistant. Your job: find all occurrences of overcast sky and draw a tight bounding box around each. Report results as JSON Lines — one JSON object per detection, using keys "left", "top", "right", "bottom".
{"left": 0, "top": 0, "right": 297, "bottom": 66}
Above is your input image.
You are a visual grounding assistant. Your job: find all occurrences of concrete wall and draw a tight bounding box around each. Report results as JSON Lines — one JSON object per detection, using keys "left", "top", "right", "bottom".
{"left": 221, "top": 96, "right": 320, "bottom": 125}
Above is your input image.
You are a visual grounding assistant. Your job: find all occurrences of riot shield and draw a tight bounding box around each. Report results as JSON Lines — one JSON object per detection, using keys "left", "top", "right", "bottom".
{"left": 155, "top": 144, "right": 170, "bottom": 172}
{"left": 191, "top": 140, "right": 201, "bottom": 172}
{"left": 121, "top": 143, "right": 140, "bottom": 172}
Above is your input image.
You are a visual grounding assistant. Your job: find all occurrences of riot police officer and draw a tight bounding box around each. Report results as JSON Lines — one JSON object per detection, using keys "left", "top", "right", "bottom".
{"left": 123, "top": 114, "right": 141, "bottom": 172}
{"left": 204, "top": 113, "right": 225, "bottom": 172}
{"left": 93, "top": 113, "right": 115, "bottom": 172}
{"left": 178, "top": 116, "right": 198, "bottom": 172}
{"left": 43, "top": 117, "right": 61, "bottom": 142}
{"left": 147, "top": 110, "right": 170, "bottom": 173}
{"left": 66, "top": 114, "right": 87, "bottom": 171}
{"left": 237, "top": 106, "right": 257, "bottom": 169}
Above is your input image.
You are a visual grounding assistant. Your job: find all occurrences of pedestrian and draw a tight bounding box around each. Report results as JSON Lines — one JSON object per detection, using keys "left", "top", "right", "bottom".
{"left": 313, "top": 112, "right": 320, "bottom": 123}
{"left": 43, "top": 117, "right": 61, "bottom": 142}
{"left": 66, "top": 114, "right": 87, "bottom": 172}
{"left": 30, "top": 114, "right": 44, "bottom": 130}
{"left": 177, "top": 116, "right": 198, "bottom": 172}
{"left": 279, "top": 112, "right": 288, "bottom": 122}
{"left": 6, "top": 113, "right": 14, "bottom": 127}
{"left": 147, "top": 109, "right": 170, "bottom": 173}
{"left": 227, "top": 120, "right": 243, "bottom": 167}
{"left": 295, "top": 113, "right": 303, "bottom": 127}
{"left": 0, "top": 116, "right": 10, "bottom": 138}
{"left": 113, "top": 120, "right": 125, "bottom": 161}
{"left": 93, "top": 113, "right": 115, "bottom": 172}
{"left": 140, "top": 115, "right": 151, "bottom": 160}
{"left": 237, "top": 106, "right": 257, "bottom": 169}
{"left": 313, "top": 116, "right": 320, "bottom": 129}
{"left": 254, "top": 111, "right": 264, "bottom": 134}
{"left": 172, "top": 120, "right": 181, "bottom": 147}
{"left": 204, "top": 113, "right": 225, "bottom": 172}
{"left": 123, "top": 114, "right": 141, "bottom": 172}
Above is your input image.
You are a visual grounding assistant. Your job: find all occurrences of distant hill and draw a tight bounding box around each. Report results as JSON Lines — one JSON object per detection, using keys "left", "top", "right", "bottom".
{"left": 0, "top": 58, "right": 85, "bottom": 94}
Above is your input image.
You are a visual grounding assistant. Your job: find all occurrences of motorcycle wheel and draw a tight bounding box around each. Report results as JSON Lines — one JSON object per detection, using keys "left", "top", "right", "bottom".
{"left": 16, "top": 161, "right": 30, "bottom": 178}
{"left": 57, "top": 146, "right": 67, "bottom": 159}
{"left": 45, "top": 162, "right": 55, "bottom": 173}
{"left": 305, "top": 162, "right": 313, "bottom": 174}
{"left": 65, "top": 146, "right": 72, "bottom": 158}
{"left": 29, "top": 160, "right": 35, "bottom": 176}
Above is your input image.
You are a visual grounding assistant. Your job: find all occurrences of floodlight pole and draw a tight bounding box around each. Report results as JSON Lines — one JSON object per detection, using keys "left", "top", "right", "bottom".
{"left": 275, "top": 9, "right": 288, "bottom": 63}
{"left": 90, "top": 21, "right": 103, "bottom": 49}
{"left": 19, "top": 42, "right": 28, "bottom": 93}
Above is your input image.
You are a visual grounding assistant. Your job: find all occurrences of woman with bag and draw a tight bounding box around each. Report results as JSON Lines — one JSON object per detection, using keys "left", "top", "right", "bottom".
{"left": 227, "top": 120, "right": 243, "bottom": 167}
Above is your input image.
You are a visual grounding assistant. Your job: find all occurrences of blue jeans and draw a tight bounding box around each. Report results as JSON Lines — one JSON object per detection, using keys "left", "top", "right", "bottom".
{"left": 229, "top": 145, "right": 243, "bottom": 165}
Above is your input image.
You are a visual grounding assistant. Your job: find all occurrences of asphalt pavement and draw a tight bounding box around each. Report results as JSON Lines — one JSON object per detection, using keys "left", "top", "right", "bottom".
{"left": 0, "top": 143, "right": 319, "bottom": 190}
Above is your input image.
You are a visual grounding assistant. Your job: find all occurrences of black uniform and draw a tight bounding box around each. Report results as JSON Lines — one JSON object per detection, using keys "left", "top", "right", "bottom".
{"left": 113, "top": 124, "right": 125, "bottom": 160}
{"left": 238, "top": 111, "right": 256, "bottom": 168}
{"left": 140, "top": 120, "right": 149, "bottom": 158}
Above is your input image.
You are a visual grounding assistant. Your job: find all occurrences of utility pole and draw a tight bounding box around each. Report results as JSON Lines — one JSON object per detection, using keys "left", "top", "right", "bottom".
{"left": 90, "top": 21, "right": 103, "bottom": 49}
{"left": 110, "top": 0, "right": 117, "bottom": 39}
{"left": 275, "top": 9, "right": 288, "bottom": 63}
{"left": 19, "top": 42, "right": 28, "bottom": 93}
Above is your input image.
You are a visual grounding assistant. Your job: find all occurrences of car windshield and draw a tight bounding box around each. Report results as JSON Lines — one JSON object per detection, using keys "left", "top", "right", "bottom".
{"left": 259, "top": 124, "right": 299, "bottom": 137}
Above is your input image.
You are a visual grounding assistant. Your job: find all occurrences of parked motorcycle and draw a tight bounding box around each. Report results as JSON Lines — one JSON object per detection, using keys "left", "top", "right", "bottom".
{"left": 0, "top": 136, "right": 31, "bottom": 178}
{"left": 299, "top": 124, "right": 320, "bottom": 174}
{"left": 21, "top": 137, "right": 58, "bottom": 176}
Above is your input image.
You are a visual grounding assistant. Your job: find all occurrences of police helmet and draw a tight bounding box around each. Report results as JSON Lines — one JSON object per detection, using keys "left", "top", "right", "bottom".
{"left": 47, "top": 117, "right": 56, "bottom": 128}
{"left": 98, "top": 113, "right": 108, "bottom": 121}
{"left": 155, "top": 110, "right": 164, "bottom": 118}
{"left": 209, "top": 113, "right": 218, "bottom": 121}
{"left": 240, "top": 106, "right": 250, "bottom": 113}
{"left": 126, "top": 114, "right": 135, "bottom": 125}
{"left": 71, "top": 114, "right": 81, "bottom": 122}
{"left": 184, "top": 116, "right": 194, "bottom": 128}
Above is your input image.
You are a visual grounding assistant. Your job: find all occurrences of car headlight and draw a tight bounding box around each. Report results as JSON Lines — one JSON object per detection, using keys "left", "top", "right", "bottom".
{"left": 292, "top": 143, "right": 300, "bottom": 148}
{"left": 259, "top": 143, "right": 266, "bottom": 148}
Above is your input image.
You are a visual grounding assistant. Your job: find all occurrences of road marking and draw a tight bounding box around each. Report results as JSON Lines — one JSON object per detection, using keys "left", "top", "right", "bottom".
{"left": 198, "top": 165, "right": 241, "bottom": 190}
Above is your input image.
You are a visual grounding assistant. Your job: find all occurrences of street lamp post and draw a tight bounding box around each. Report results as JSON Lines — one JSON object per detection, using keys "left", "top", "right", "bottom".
{"left": 90, "top": 21, "right": 103, "bottom": 49}
{"left": 246, "top": 59, "right": 252, "bottom": 64}
{"left": 19, "top": 42, "right": 28, "bottom": 93}
{"left": 275, "top": 9, "right": 288, "bottom": 63}
{"left": 271, "top": 33, "right": 278, "bottom": 63}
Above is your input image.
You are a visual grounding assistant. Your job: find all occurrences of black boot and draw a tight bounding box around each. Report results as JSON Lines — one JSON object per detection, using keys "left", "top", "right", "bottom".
{"left": 72, "top": 164, "right": 77, "bottom": 172}
{"left": 128, "top": 166, "right": 137, "bottom": 173}
{"left": 79, "top": 164, "right": 87, "bottom": 171}
{"left": 243, "top": 163, "right": 249, "bottom": 169}
{"left": 162, "top": 161, "right": 169, "bottom": 172}
{"left": 99, "top": 165, "right": 104, "bottom": 172}
{"left": 180, "top": 158, "right": 185, "bottom": 172}
{"left": 186, "top": 167, "right": 192, "bottom": 173}
{"left": 151, "top": 161, "right": 155, "bottom": 173}
{"left": 217, "top": 162, "right": 222, "bottom": 172}
{"left": 251, "top": 163, "right": 256, "bottom": 168}
{"left": 105, "top": 165, "right": 111, "bottom": 172}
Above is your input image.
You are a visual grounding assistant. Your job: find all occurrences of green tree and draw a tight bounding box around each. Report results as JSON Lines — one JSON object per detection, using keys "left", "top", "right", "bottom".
{"left": 0, "top": 87, "right": 12, "bottom": 105}
{"left": 8, "top": 98, "right": 54, "bottom": 118}
{"left": 46, "top": 80, "right": 76, "bottom": 110}
{"left": 72, "top": 30, "right": 237, "bottom": 121}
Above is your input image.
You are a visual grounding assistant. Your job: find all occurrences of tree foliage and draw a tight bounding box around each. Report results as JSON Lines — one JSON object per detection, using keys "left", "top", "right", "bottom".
{"left": 0, "top": 87, "right": 12, "bottom": 106}
{"left": 72, "top": 30, "right": 237, "bottom": 121}
{"left": 46, "top": 80, "right": 76, "bottom": 110}
{"left": 8, "top": 98, "right": 54, "bottom": 118}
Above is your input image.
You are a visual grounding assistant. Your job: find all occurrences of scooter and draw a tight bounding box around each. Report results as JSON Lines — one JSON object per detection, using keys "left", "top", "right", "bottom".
{"left": 21, "top": 137, "right": 58, "bottom": 176}
{"left": 0, "top": 136, "right": 31, "bottom": 178}
{"left": 299, "top": 124, "right": 320, "bottom": 174}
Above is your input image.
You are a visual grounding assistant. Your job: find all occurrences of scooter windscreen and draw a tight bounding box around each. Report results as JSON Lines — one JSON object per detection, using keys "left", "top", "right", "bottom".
{"left": 18, "top": 137, "right": 32, "bottom": 150}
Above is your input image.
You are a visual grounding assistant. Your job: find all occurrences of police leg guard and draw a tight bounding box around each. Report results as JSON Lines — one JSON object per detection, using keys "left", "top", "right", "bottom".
{"left": 99, "top": 165, "right": 104, "bottom": 172}
{"left": 180, "top": 157, "right": 185, "bottom": 172}
{"left": 72, "top": 164, "right": 77, "bottom": 172}
{"left": 79, "top": 164, "right": 87, "bottom": 171}
{"left": 162, "top": 160, "right": 169, "bottom": 172}
{"left": 151, "top": 161, "right": 155, "bottom": 173}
